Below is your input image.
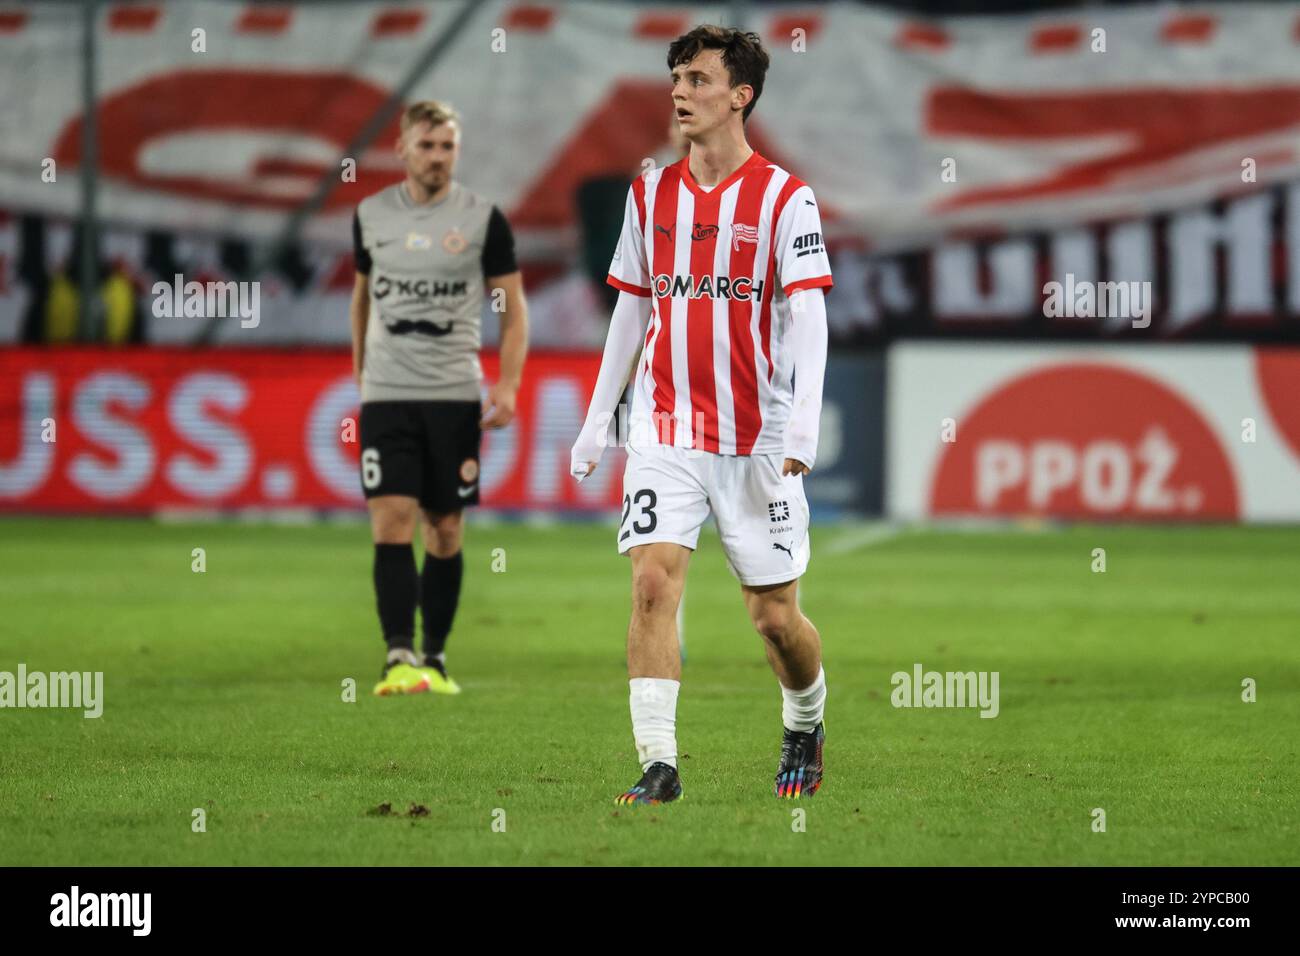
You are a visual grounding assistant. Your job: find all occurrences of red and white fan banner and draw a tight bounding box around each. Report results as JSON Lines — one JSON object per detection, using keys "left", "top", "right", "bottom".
{"left": 887, "top": 343, "right": 1300, "bottom": 522}
{"left": 0, "top": 2, "right": 1297, "bottom": 249}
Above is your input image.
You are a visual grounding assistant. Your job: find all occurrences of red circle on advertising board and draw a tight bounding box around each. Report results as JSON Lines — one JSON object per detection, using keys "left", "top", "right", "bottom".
{"left": 930, "top": 362, "right": 1239, "bottom": 519}
{"left": 1255, "top": 349, "right": 1300, "bottom": 465}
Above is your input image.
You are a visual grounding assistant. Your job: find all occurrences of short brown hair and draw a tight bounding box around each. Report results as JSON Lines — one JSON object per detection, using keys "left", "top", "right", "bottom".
{"left": 400, "top": 100, "right": 460, "bottom": 136}
{"left": 667, "top": 25, "right": 770, "bottom": 123}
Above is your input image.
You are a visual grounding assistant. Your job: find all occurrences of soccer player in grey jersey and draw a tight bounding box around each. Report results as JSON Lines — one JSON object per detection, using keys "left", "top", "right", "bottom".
{"left": 351, "top": 100, "right": 529, "bottom": 696}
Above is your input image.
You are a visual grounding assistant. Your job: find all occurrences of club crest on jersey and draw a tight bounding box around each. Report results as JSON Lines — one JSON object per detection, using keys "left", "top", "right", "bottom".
{"left": 731, "top": 222, "right": 760, "bottom": 250}
{"left": 442, "top": 228, "right": 467, "bottom": 254}
{"left": 692, "top": 222, "right": 718, "bottom": 241}
{"left": 651, "top": 273, "right": 765, "bottom": 301}
{"left": 405, "top": 231, "right": 433, "bottom": 251}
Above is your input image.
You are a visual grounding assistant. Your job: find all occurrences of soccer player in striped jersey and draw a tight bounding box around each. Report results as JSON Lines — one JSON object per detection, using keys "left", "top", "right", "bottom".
{"left": 571, "top": 25, "right": 831, "bottom": 804}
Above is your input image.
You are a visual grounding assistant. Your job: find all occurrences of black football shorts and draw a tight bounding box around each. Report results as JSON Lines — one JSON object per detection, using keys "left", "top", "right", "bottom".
{"left": 358, "top": 400, "right": 482, "bottom": 512}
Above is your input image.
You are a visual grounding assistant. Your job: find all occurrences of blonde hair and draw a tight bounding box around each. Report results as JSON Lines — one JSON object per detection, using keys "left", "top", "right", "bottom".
{"left": 400, "top": 100, "right": 461, "bottom": 137}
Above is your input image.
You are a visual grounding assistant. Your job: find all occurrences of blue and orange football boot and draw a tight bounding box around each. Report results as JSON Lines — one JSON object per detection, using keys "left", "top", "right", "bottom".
{"left": 774, "top": 722, "right": 824, "bottom": 798}
{"left": 613, "top": 762, "right": 683, "bottom": 806}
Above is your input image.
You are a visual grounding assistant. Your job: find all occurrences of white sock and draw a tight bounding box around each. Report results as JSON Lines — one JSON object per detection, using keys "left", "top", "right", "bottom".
{"left": 781, "top": 667, "right": 826, "bottom": 733}
{"left": 629, "top": 677, "right": 679, "bottom": 771}
{"left": 386, "top": 647, "right": 419, "bottom": 667}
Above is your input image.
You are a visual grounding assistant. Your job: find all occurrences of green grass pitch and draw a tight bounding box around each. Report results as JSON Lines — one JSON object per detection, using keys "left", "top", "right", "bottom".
{"left": 0, "top": 517, "right": 1295, "bottom": 866}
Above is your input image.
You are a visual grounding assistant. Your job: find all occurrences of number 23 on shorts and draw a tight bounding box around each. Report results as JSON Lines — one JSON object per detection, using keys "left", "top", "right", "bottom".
{"left": 619, "top": 488, "right": 658, "bottom": 542}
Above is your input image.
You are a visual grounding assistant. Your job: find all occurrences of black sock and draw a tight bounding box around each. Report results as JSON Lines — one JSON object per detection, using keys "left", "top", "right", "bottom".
{"left": 421, "top": 550, "right": 464, "bottom": 661}
{"left": 373, "top": 543, "right": 418, "bottom": 650}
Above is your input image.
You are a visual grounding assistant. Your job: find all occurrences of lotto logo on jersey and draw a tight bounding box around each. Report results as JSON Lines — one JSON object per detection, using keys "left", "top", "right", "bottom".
{"left": 651, "top": 274, "right": 765, "bottom": 301}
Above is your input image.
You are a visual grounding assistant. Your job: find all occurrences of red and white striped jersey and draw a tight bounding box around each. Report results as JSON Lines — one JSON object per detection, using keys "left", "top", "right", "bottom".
{"left": 606, "top": 151, "right": 833, "bottom": 456}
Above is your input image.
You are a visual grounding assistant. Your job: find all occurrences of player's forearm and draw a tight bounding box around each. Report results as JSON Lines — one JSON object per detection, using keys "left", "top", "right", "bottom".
{"left": 582, "top": 291, "right": 651, "bottom": 429}
{"left": 784, "top": 288, "right": 828, "bottom": 470}
{"left": 497, "top": 295, "right": 529, "bottom": 391}
{"left": 349, "top": 283, "right": 369, "bottom": 380}
{"left": 570, "top": 292, "right": 651, "bottom": 478}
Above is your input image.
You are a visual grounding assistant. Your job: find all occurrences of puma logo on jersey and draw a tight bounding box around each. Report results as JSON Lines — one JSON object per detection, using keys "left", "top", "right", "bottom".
{"left": 655, "top": 224, "right": 675, "bottom": 241}
{"left": 772, "top": 541, "right": 794, "bottom": 558}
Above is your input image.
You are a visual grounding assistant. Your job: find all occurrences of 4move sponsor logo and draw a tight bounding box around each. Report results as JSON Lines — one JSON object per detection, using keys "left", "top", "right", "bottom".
{"left": 793, "top": 231, "right": 824, "bottom": 258}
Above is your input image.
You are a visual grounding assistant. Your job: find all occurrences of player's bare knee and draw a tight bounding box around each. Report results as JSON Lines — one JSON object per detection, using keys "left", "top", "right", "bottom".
{"left": 422, "top": 510, "right": 464, "bottom": 556}
{"left": 631, "top": 561, "right": 678, "bottom": 618}
{"left": 374, "top": 517, "right": 416, "bottom": 543}
{"left": 370, "top": 498, "right": 418, "bottom": 543}
{"left": 752, "top": 603, "right": 799, "bottom": 648}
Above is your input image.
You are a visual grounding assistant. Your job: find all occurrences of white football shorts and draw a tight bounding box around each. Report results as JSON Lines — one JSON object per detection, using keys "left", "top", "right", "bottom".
{"left": 617, "top": 441, "right": 811, "bottom": 586}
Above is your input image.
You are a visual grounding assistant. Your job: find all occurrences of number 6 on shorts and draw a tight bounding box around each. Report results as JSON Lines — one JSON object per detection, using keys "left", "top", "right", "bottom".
{"left": 361, "top": 448, "right": 382, "bottom": 490}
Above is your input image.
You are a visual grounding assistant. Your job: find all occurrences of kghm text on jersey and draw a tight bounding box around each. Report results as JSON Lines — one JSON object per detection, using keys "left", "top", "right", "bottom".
{"left": 372, "top": 274, "right": 469, "bottom": 300}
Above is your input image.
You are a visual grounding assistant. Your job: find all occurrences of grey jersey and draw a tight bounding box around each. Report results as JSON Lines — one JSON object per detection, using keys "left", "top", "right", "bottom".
{"left": 353, "top": 181, "right": 517, "bottom": 402}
